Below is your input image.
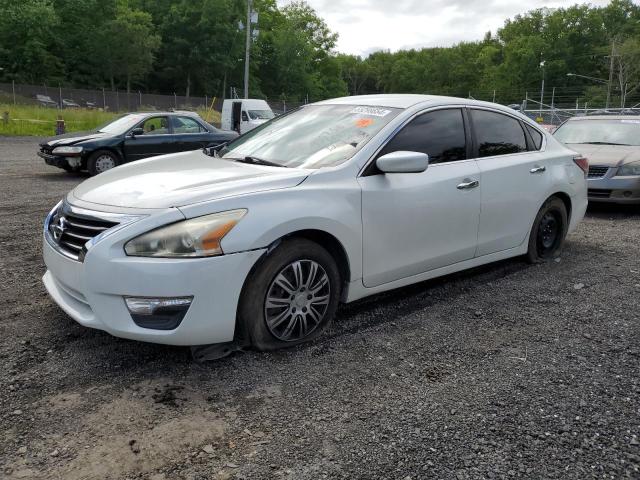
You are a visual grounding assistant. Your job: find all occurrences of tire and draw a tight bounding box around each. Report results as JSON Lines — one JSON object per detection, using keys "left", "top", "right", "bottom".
{"left": 87, "top": 150, "right": 119, "bottom": 176}
{"left": 526, "top": 197, "right": 568, "bottom": 263}
{"left": 237, "top": 238, "right": 341, "bottom": 351}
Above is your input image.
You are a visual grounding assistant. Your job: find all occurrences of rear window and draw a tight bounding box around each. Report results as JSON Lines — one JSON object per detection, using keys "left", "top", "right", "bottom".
{"left": 553, "top": 119, "right": 640, "bottom": 146}
{"left": 470, "top": 110, "right": 527, "bottom": 157}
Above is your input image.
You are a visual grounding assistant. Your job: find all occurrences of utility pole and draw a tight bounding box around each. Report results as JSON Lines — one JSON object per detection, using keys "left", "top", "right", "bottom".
{"left": 539, "top": 60, "right": 545, "bottom": 119}
{"left": 606, "top": 40, "right": 615, "bottom": 110}
{"left": 243, "top": 0, "right": 252, "bottom": 99}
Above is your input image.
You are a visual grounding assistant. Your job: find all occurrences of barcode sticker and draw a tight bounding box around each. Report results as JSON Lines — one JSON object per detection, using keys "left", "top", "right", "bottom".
{"left": 350, "top": 106, "right": 391, "bottom": 117}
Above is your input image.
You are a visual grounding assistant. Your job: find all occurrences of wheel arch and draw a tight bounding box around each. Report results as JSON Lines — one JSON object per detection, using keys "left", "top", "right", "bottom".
{"left": 548, "top": 191, "right": 572, "bottom": 223}
{"left": 233, "top": 229, "right": 352, "bottom": 345}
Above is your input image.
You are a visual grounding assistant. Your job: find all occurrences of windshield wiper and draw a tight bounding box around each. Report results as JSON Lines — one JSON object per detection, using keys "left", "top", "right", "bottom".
{"left": 231, "top": 156, "right": 286, "bottom": 168}
{"left": 580, "top": 141, "right": 632, "bottom": 146}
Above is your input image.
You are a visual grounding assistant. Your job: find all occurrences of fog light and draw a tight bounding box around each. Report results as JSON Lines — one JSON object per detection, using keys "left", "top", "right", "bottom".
{"left": 124, "top": 296, "right": 193, "bottom": 330}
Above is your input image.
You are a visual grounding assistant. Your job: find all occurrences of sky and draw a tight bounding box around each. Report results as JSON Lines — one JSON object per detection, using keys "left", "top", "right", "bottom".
{"left": 277, "top": 0, "right": 613, "bottom": 56}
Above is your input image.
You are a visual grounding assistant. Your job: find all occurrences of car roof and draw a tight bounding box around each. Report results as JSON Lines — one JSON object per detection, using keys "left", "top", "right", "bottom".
{"left": 123, "top": 111, "right": 201, "bottom": 117}
{"left": 313, "top": 94, "right": 523, "bottom": 113}
{"left": 568, "top": 115, "right": 640, "bottom": 121}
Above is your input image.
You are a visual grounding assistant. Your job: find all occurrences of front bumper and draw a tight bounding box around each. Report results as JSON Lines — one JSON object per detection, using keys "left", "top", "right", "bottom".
{"left": 38, "top": 151, "right": 80, "bottom": 169}
{"left": 42, "top": 212, "right": 266, "bottom": 346}
{"left": 588, "top": 173, "right": 640, "bottom": 204}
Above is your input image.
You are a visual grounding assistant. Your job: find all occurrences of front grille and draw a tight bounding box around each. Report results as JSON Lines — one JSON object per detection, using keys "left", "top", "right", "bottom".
{"left": 588, "top": 188, "right": 612, "bottom": 198}
{"left": 58, "top": 213, "right": 118, "bottom": 258}
{"left": 48, "top": 205, "right": 119, "bottom": 261}
{"left": 588, "top": 165, "right": 609, "bottom": 178}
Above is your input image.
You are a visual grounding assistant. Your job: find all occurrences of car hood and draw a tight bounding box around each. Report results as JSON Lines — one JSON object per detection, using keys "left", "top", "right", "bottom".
{"left": 567, "top": 144, "right": 640, "bottom": 167}
{"left": 70, "top": 150, "right": 309, "bottom": 209}
{"left": 41, "top": 131, "right": 111, "bottom": 147}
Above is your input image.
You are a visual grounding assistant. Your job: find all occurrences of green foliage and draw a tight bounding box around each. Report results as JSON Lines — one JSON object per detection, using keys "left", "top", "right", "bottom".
{"left": 0, "top": 0, "right": 62, "bottom": 83}
{"left": 0, "top": 0, "right": 639, "bottom": 107}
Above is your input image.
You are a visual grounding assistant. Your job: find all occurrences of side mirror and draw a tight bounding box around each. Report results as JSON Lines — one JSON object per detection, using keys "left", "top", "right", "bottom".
{"left": 130, "top": 127, "right": 144, "bottom": 137}
{"left": 376, "top": 151, "right": 429, "bottom": 174}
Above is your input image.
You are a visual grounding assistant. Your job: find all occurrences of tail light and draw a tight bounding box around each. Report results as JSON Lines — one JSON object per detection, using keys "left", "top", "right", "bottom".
{"left": 573, "top": 155, "right": 589, "bottom": 178}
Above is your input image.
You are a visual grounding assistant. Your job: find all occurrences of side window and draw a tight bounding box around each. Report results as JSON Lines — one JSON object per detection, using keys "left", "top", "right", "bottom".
{"left": 525, "top": 124, "right": 543, "bottom": 150}
{"left": 241, "top": 111, "right": 249, "bottom": 122}
{"left": 174, "top": 116, "right": 205, "bottom": 134}
{"left": 140, "top": 116, "right": 169, "bottom": 135}
{"left": 378, "top": 109, "right": 467, "bottom": 164}
{"left": 470, "top": 110, "right": 527, "bottom": 157}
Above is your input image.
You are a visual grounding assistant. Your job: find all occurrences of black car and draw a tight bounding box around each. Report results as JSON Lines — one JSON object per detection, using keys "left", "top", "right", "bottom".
{"left": 38, "top": 111, "right": 238, "bottom": 175}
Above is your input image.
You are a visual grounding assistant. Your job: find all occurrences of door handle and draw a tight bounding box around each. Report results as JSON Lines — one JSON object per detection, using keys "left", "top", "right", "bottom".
{"left": 530, "top": 165, "right": 546, "bottom": 174}
{"left": 457, "top": 179, "right": 479, "bottom": 190}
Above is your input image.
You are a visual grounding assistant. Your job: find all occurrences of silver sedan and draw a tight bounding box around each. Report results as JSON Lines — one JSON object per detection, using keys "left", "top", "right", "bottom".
{"left": 554, "top": 115, "right": 640, "bottom": 204}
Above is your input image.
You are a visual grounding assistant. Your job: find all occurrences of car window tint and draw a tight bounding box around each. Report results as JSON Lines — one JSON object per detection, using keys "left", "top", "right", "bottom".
{"left": 379, "top": 109, "right": 467, "bottom": 164}
{"left": 174, "top": 116, "right": 204, "bottom": 134}
{"left": 525, "top": 124, "right": 543, "bottom": 150}
{"left": 141, "top": 117, "right": 169, "bottom": 135}
{"left": 470, "top": 110, "right": 527, "bottom": 157}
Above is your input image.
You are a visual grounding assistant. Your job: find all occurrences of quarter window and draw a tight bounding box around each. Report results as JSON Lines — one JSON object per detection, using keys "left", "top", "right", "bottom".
{"left": 525, "top": 124, "right": 544, "bottom": 150}
{"left": 378, "top": 109, "right": 467, "bottom": 164}
{"left": 470, "top": 110, "right": 527, "bottom": 157}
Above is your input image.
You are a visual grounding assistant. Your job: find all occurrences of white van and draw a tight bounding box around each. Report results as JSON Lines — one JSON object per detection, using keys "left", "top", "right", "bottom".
{"left": 221, "top": 99, "right": 275, "bottom": 134}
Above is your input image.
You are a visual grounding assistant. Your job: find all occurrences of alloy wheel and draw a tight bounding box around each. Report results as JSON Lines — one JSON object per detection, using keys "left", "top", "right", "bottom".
{"left": 264, "top": 259, "right": 331, "bottom": 342}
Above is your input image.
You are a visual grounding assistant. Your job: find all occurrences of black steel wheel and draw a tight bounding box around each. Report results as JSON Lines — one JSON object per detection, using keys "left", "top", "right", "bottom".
{"left": 527, "top": 197, "right": 568, "bottom": 263}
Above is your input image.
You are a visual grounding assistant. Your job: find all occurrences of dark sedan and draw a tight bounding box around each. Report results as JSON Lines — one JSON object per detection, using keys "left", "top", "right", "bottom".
{"left": 38, "top": 112, "right": 238, "bottom": 176}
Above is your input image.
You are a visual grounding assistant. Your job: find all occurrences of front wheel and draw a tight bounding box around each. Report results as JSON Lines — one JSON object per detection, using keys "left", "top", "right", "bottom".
{"left": 87, "top": 150, "right": 119, "bottom": 176}
{"left": 526, "top": 197, "right": 568, "bottom": 263}
{"left": 237, "top": 238, "right": 341, "bottom": 350}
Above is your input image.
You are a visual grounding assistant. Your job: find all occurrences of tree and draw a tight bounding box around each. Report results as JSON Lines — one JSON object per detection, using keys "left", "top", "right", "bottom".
{"left": 0, "top": 0, "right": 62, "bottom": 83}
{"left": 154, "top": 0, "right": 243, "bottom": 100}
{"left": 51, "top": 0, "right": 118, "bottom": 86}
{"left": 98, "top": 6, "right": 159, "bottom": 93}
{"left": 616, "top": 37, "right": 640, "bottom": 107}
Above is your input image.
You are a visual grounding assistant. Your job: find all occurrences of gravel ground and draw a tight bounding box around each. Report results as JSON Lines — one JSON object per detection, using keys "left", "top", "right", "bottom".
{"left": 1, "top": 135, "right": 639, "bottom": 480}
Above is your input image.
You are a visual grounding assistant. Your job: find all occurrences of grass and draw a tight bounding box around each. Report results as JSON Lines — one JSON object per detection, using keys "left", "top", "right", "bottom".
{"left": 0, "top": 104, "right": 117, "bottom": 137}
{"left": 0, "top": 104, "right": 223, "bottom": 136}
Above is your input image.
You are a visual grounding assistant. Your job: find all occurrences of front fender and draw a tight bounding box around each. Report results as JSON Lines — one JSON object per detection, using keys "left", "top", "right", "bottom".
{"left": 178, "top": 179, "right": 363, "bottom": 284}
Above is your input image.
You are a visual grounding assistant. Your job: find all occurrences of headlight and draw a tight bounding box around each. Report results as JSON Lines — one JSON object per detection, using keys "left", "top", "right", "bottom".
{"left": 124, "top": 209, "right": 247, "bottom": 258}
{"left": 616, "top": 163, "right": 640, "bottom": 176}
{"left": 52, "top": 146, "right": 83, "bottom": 155}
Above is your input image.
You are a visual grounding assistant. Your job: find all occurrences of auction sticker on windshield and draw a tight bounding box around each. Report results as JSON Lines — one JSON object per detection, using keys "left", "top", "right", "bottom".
{"left": 350, "top": 106, "right": 392, "bottom": 117}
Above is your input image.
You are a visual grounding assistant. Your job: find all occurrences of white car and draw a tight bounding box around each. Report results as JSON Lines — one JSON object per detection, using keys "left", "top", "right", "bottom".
{"left": 42, "top": 95, "right": 588, "bottom": 356}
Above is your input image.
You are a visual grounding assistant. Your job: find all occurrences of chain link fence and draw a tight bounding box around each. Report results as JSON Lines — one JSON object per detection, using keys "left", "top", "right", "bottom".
{"left": 0, "top": 82, "right": 307, "bottom": 115}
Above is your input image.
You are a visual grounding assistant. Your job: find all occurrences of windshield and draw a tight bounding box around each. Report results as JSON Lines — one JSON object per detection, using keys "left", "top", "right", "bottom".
{"left": 97, "top": 114, "right": 146, "bottom": 134}
{"left": 247, "top": 110, "right": 275, "bottom": 121}
{"left": 554, "top": 119, "right": 640, "bottom": 146}
{"left": 221, "top": 104, "right": 402, "bottom": 168}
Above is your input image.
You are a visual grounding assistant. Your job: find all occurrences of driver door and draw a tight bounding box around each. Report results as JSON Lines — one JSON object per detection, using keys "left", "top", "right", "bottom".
{"left": 358, "top": 108, "right": 481, "bottom": 288}
{"left": 123, "top": 115, "right": 173, "bottom": 161}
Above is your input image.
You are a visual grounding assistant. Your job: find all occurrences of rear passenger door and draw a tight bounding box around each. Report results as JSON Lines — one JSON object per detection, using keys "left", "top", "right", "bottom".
{"left": 171, "top": 116, "right": 212, "bottom": 151}
{"left": 469, "top": 108, "right": 552, "bottom": 256}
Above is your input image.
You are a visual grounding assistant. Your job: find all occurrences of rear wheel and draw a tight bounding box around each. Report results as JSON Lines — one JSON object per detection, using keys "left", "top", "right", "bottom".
{"left": 87, "top": 150, "right": 119, "bottom": 176}
{"left": 237, "top": 238, "right": 341, "bottom": 350}
{"left": 526, "top": 197, "right": 568, "bottom": 263}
